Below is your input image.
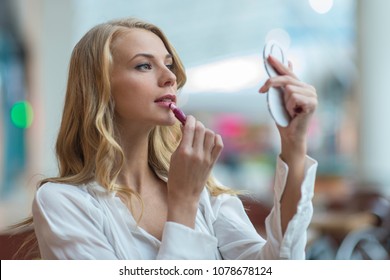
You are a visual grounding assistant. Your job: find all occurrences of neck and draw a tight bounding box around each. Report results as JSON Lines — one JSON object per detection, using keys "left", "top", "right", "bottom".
{"left": 116, "top": 124, "right": 157, "bottom": 193}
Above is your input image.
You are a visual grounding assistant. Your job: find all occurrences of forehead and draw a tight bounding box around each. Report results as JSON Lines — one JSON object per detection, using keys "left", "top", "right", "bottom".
{"left": 111, "top": 28, "right": 169, "bottom": 59}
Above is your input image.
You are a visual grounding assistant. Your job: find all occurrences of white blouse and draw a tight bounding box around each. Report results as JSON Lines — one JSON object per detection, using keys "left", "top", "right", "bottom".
{"left": 32, "top": 156, "right": 317, "bottom": 260}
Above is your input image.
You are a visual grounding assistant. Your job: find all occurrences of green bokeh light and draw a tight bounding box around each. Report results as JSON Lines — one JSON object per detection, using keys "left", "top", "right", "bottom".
{"left": 10, "top": 101, "right": 34, "bottom": 128}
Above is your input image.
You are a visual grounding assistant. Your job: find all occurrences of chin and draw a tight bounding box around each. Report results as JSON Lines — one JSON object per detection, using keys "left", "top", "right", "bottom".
{"left": 156, "top": 118, "right": 176, "bottom": 127}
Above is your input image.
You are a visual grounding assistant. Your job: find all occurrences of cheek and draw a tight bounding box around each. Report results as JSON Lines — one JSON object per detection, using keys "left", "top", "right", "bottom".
{"left": 111, "top": 80, "right": 135, "bottom": 116}
{"left": 111, "top": 71, "right": 150, "bottom": 97}
{"left": 111, "top": 74, "right": 139, "bottom": 103}
{"left": 112, "top": 91, "right": 138, "bottom": 118}
{"left": 111, "top": 79, "right": 152, "bottom": 120}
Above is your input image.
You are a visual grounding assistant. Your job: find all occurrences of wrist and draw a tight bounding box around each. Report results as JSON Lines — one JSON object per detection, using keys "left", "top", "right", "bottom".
{"left": 167, "top": 195, "right": 199, "bottom": 229}
{"left": 280, "top": 138, "right": 307, "bottom": 165}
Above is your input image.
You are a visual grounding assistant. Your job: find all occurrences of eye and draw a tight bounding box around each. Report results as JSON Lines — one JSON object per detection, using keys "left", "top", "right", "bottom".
{"left": 135, "top": 63, "right": 152, "bottom": 71}
{"left": 166, "top": 64, "right": 174, "bottom": 71}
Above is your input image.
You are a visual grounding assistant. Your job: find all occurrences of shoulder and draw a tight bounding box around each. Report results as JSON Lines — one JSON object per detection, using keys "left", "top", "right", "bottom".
{"left": 33, "top": 182, "right": 98, "bottom": 215}
{"left": 35, "top": 182, "right": 89, "bottom": 203}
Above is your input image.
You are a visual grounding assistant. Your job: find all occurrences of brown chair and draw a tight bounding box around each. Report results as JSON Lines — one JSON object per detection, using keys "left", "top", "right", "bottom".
{"left": 0, "top": 228, "right": 38, "bottom": 260}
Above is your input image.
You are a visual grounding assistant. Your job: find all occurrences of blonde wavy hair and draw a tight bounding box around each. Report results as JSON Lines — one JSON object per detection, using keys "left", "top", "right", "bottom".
{"left": 15, "top": 17, "right": 233, "bottom": 258}
{"left": 48, "top": 17, "right": 231, "bottom": 199}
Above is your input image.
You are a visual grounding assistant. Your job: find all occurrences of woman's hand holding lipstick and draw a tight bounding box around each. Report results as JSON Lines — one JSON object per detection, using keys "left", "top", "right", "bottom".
{"left": 167, "top": 113, "right": 223, "bottom": 229}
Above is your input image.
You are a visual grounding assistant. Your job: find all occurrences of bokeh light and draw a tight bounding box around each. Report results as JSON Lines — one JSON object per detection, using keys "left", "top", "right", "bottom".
{"left": 309, "top": 0, "right": 334, "bottom": 14}
{"left": 10, "top": 101, "right": 34, "bottom": 129}
{"left": 265, "top": 28, "right": 291, "bottom": 50}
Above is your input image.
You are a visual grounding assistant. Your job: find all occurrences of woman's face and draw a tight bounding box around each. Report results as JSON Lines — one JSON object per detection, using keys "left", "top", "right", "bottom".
{"left": 110, "top": 28, "right": 178, "bottom": 129}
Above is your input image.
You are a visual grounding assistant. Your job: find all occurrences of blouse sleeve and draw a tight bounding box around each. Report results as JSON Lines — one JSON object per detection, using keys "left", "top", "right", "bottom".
{"left": 157, "top": 222, "right": 219, "bottom": 259}
{"left": 212, "top": 156, "right": 318, "bottom": 259}
{"left": 32, "top": 183, "right": 118, "bottom": 259}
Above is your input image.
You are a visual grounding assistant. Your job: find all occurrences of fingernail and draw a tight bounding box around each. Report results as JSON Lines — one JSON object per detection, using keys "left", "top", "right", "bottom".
{"left": 259, "top": 86, "right": 265, "bottom": 93}
{"left": 294, "top": 106, "right": 303, "bottom": 114}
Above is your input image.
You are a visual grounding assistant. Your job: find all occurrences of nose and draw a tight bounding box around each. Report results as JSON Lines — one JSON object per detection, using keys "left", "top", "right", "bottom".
{"left": 159, "top": 66, "right": 177, "bottom": 88}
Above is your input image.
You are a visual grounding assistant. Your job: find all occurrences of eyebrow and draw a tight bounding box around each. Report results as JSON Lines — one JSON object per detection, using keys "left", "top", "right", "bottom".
{"left": 129, "top": 53, "right": 173, "bottom": 62}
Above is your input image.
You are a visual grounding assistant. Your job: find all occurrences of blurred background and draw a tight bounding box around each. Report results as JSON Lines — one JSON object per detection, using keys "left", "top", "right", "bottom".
{"left": 1, "top": 0, "right": 390, "bottom": 259}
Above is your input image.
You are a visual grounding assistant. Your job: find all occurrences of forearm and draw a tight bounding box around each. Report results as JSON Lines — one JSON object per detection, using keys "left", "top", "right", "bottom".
{"left": 167, "top": 115, "right": 223, "bottom": 230}
{"left": 258, "top": 51, "right": 317, "bottom": 237}
{"left": 279, "top": 139, "right": 307, "bottom": 234}
{"left": 167, "top": 192, "right": 199, "bottom": 229}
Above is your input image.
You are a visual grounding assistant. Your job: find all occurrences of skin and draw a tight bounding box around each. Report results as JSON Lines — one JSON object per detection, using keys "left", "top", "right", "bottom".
{"left": 110, "top": 28, "right": 223, "bottom": 239}
{"left": 259, "top": 55, "right": 317, "bottom": 233}
{"left": 110, "top": 28, "right": 317, "bottom": 240}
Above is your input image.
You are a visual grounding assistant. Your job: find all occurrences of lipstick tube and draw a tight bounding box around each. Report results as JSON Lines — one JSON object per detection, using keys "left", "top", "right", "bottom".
{"left": 169, "top": 103, "right": 187, "bottom": 125}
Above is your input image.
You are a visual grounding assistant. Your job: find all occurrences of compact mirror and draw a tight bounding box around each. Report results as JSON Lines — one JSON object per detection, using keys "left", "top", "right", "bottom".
{"left": 263, "top": 40, "right": 290, "bottom": 127}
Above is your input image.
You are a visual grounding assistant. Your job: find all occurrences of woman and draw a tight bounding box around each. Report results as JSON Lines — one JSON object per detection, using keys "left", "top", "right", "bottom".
{"left": 31, "top": 17, "right": 318, "bottom": 259}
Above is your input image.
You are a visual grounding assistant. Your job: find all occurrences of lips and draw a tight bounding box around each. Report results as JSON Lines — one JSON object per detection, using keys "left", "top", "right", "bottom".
{"left": 154, "top": 94, "right": 176, "bottom": 104}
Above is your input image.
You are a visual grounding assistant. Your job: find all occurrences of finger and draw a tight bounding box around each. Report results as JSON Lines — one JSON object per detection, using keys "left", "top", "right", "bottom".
{"left": 283, "top": 84, "right": 317, "bottom": 101}
{"left": 260, "top": 75, "right": 305, "bottom": 93}
{"left": 210, "top": 134, "right": 224, "bottom": 164}
{"left": 285, "top": 94, "right": 317, "bottom": 118}
{"left": 180, "top": 115, "right": 196, "bottom": 147}
{"left": 271, "top": 75, "right": 306, "bottom": 87}
{"left": 283, "top": 84, "right": 317, "bottom": 110}
{"left": 288, "top": 60, "right": 293, "bottom": 71}
{"left": 268, "top": 55, "right": 298, "bottom": 79}
{"left": 203, "top": 129, "right": 216, "bottom": 153}
{"left": 192, "top": 121, "right": 206, "bottom": 151}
